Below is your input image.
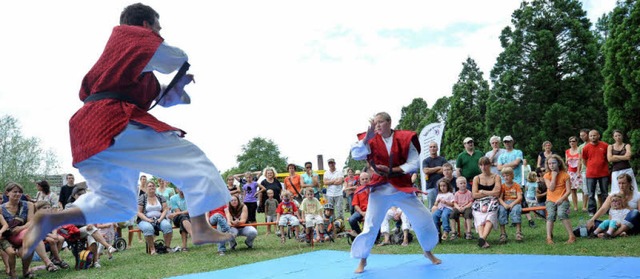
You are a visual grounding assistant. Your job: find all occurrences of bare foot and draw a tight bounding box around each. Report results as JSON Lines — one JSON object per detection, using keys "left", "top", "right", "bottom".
{"left": 22, "top": 213, "right": 54, "bottom": 259}
{"left": 424, "top": 251, "right": 441, "bottom": 265}
{"left": 546, "top": 238, "right": 554, "bottom": 245}
{"left": 192, "top": 227, "right": 234, "bottom": 245}
{"left": 566, "top": 236, "right": 576, "bottom": 244}
{"left": 354, "top": 258, "right": 367, "bottom": 273}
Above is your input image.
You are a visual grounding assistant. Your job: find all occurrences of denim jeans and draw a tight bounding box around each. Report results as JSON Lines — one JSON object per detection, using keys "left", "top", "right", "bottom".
{"left": 498, "top": 200, "right": 522, "bottom": 225}
{"left": 623, "top": 209, "right": 640, "bottom": 235}
{"left": 587, "top": 176, "right": 609, "bottom": 214}
{"left": 138, "top": 219, "right": 173, "bottom": 237}
{"left": 432, "top": 207, "right": 452, "bottom": 232}
{"left": 209, "top": 213, "right": 231, "bottom": 252}
{"left": 425, "top": 188, "right": 437, "bottom": 209}
{"left": 349, "top": 211, "right": 364, "bottom": 234}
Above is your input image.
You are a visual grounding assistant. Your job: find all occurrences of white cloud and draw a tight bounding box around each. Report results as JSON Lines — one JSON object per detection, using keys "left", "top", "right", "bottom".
{"left": 0, "top": 0, "right": 617, "bottom": 183}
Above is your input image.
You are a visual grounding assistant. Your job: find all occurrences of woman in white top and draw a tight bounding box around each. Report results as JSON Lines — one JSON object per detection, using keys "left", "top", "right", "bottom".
{"left": 587, "top": 173, "right": 640, "bottom": 236}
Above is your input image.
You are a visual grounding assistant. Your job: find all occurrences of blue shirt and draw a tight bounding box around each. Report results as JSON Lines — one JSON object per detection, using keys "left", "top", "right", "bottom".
{"left": 497, "top": 149, "right": 524, "bottom": 184}
{"left": 169, "top": 194, "right": 187, "bottom": 212}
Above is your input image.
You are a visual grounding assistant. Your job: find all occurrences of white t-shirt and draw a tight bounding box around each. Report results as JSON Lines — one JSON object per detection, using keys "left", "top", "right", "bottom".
{"left": 324, "top": 169, "right": 344, "bottom": 197}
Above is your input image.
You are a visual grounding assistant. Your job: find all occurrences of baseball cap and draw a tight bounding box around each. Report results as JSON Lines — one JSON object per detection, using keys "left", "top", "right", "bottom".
{"left": 503, "top": 135, "right": 514, "bottom": 142}
{"left": 328, "top": 158, "right": 336, "bottom": 164}
{"left": 463, "top": 137, "right": 473, "bottom": 144}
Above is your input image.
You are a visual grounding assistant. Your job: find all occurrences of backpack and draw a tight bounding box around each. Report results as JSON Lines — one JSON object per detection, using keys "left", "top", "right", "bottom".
{"left": 58, "top": 224, "right": 81, "bottom": 242}
{"left": 154, "top": 240, "right": 168, "bottom": 254}
{"left": 77, "top": 249, "right": 93, "bottom": 269}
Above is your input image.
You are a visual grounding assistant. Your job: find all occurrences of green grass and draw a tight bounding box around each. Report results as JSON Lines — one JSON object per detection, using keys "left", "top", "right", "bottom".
{"left": 22, "top": 202, "right": 640, "bottom": 279}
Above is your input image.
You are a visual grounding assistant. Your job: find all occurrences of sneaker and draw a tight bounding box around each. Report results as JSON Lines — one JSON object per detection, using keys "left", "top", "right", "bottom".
{"left": 218, "top": 251, "right": 225, "bottom": 256}
{"left": 93, "top": 262, "right": 101, "bottom": 268}
{"left": 108, "top": 246, "right": 118, "bottom": 254}
{"left": 449, "top": 232, "right": 458, "bottom": 240}
{"left": 245, "top": 240, "right": 253, "bottom": 249}
{"left": 528, "top": 220, "right": 536, "bottom": 228}
{"left": 230, "top": 240, "right": 237, "bottom": 250}
{"left": 173, "top": 246, "right": 182, "bottom": 253}
{"left": 588, "top": 213, "right": 595, "bottom": 217}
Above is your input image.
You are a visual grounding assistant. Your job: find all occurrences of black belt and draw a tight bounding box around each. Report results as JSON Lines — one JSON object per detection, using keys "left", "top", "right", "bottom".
{"left": 83, "top": 91, "right": 142, "bottom": 108}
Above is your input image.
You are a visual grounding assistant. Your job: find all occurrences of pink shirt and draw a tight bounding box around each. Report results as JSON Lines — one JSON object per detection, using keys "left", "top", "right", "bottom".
{"left": 436, "top": 192, "right": 455, "bottom": 210}
{"left": 454, "top": 190, "right": 474, "bottom": 207}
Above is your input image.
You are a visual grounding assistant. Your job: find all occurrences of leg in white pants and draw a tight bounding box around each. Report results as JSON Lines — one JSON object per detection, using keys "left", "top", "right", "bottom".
{"left": 74, "top": 123, "right": 231, "bottom": 224}
{"left": 351, "top": 184, "right": 438, "bottom": 259}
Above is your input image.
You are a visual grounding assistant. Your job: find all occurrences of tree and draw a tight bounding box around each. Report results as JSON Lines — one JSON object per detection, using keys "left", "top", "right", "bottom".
{"left": 602, "top": 0, "right": 640, "bottom": 170}
{"left": 487, "top": 0, "right": 604, "bottom": 161}
{"left": 395, "top": 98, "right": 431, "bottom": 132}
{"left": 344, "top": 152, "right": 367, "bottom": 174}
{"left": 428, "top": 96, "right": 450, "bottom": 124}
{"left": 0, "top": 115, "right": 60, "bottom": 194}
{"left": 442, "top": 57, "right": 490, "bottom": 159}
{"left": 235, "top": 137, "right": 288, "bottom": 174}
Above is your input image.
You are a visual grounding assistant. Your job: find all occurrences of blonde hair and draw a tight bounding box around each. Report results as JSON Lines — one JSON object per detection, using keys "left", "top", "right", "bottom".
{"left": 501, "top": 167, "right": 514, "bottom": 176}
{"left": 264, "top": 166, "right": 278, "bottom": 178}
{"left": 527, "top": 171, "right": 538, "bottom": 182}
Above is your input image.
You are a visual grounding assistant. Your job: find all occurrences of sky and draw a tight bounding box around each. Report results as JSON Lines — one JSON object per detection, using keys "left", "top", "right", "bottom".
{"left": 0, "top": 0, "right": 617, "bottom": 182}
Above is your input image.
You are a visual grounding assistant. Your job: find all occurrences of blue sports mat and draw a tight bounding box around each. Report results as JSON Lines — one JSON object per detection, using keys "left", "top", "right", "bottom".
{"left": 168, "top": 250, "right": 640, "bottom": 279}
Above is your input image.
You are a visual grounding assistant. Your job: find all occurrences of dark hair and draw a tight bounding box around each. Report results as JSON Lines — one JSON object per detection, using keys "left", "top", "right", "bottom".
{"left": 304, "top": 161, "right": 312, "bottom": 167}
{"left": 120, "top": 3, "right": 159, "bottom": 26}
{"left": 580, "top": 128, "right": 590, "bottom": 134}
{"left": 287, "top": 163, "right": 297, "bottom": 170}
{"left": 37, "top": 180, "right": 51, "bottom": 195}
{"left": 437, "top": 178, "right": 453, "bottom": 193}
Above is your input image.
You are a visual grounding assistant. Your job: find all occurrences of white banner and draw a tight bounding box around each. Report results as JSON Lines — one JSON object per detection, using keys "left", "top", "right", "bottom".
{"left": 418, "top": 122, "right": 445, "bottom": 200}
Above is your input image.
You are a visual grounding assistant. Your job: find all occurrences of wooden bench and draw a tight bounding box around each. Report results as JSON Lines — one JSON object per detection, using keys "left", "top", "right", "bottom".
{"left": 130, "top": 222, "right": 279, "bottom": 253}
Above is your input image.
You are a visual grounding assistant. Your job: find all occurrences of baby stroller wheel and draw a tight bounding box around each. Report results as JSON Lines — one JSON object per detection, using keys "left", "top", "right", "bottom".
{"left": 114, "top": 238, "right": 127, "bottom": 252}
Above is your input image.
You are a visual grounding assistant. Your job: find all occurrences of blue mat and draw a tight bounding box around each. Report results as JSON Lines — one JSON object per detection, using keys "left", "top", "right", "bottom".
{"left": 169, "top": 250, "right": 640, "bottom": 279}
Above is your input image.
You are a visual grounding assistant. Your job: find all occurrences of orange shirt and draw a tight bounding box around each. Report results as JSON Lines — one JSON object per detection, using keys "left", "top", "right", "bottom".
{"left": 284, "top": 174, "right": 302, "bottom": 196}
{"left": 501, "top": 182, "right": 522, "bottom": 201}
{"left": 544, "top": 171, "right": 570, "bottom": 202}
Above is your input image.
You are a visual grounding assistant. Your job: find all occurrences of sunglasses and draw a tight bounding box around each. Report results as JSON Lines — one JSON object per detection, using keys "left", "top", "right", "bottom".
{"left": 569, "top": 140, "right": 577, "bottom": 142}
{"left": 306, "top": 166, "right": 312, "bottom": 169}
{"left": 503, "top": 140, "right": 512, "bottom": 143}
{"left": 466, "top": 141, "right": 474, "bottom": 144}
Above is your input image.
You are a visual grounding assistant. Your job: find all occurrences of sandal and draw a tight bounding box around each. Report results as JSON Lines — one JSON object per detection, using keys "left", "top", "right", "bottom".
{"left": 280, "top": 237, "right": 286, "bottom": 244}
{"left": 23, "top": 271, "right": 36, "bottom": 278}
{"left": 46, "top": 262, "right": 60, "bottom": 272}
{"left": 515, "top": 232, "right": 523, "bottom": 242}
{"left": 449, "top": 232, "right": 458, "bottom": 240}
{"left": 499, "top": 233, "right": 508, "bottom": 244}
{"left": 377, "top": 241, "right": 390, "bottom": 247}
{"left": 465, "top": 232, "right": 473, "bottom": 240}
{"left": 56, "top": 259, "right": 70, "bottom": 269}
{"left": 477, "top": 237, "right": 486, "bottom": 248}
{"left": 181, "top": 247, "right": 189, "bottom": 252}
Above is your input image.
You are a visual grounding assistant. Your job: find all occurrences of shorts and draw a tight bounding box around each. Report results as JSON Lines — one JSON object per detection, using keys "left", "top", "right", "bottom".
{"left": 278, "top": 214, "right": 300, "bottom": 226}
{"left": 0, "top": 239, "right": 11, "bottom": 251}
{"left": 304, "top": 214, "right": 324, "bottom": 228}
{"left": 266, "top": 215, "right": 276, "bottom": 223}
{"left": 546, "top": 200, "right": 570, "bottom": 222}
{"left": 451, "top": 207, "right": 473, "bottom": 220}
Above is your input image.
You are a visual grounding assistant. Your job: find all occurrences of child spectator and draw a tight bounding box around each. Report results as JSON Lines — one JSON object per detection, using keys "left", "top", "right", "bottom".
{"left": 242, "top": 172, "right": 259, "bottom": 223}
{"left": 524, "top": 171, "right": 539, "bottom": 227}
{"left": 497, "top": 167, "right": 523, "bottom": 243}
{"left": 322, "top": 203, "right": 336, "bottom": 239}
{"left": 378, "top": 206, "right": 411, "bottom": 246}
{"left": 34, "top": 201, "right": 70, "bottom": 269}
{"left": 442, "top": 163, "right": 458, "bottom": 192}
{"left": 590, "top": 193, "right": 630, "bottom": 239}
{"left": 276, "top": 190, "right": 301, "bottom": 244}
{"left": 299, "top": 188, "right": 324, "bottom": 243}
{"left": 264, "top": 189, "right": 278, "bottom": 236}
{"left": 207, "top": 205, "right": 231, "bottom": 256}
{"left": 96, "top": 223, "right": 117, "bottom": 257}
{"left": 451, "top": 177, "right": 474, "bottom": 240}
{"left": 432, "top": 178, "right": 454, "bottom": 241}
{"left": 543, "top": 154, "right": 575, "bottom": 244}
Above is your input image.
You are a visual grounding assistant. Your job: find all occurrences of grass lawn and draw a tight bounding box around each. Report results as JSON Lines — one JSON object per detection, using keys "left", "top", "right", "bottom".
{"left": 20, "top": 201, "right": 640, "bottom": 279}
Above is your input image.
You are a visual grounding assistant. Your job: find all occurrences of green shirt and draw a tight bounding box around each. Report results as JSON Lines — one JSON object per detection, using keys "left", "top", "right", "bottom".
{"left": 456, "top": 150, "right": 484, "bottom": 180}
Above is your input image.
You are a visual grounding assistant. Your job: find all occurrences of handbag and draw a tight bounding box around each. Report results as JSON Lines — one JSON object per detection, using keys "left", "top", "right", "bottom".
{"left": 8, "top": 229, "right": 27, "bottom": 247}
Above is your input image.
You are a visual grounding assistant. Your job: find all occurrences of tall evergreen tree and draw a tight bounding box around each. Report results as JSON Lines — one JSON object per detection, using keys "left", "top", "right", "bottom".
{"left": 396, "top": 98, "right": 431, "bottom": 132}
{"left": 488, "top": 0, "right": 604, "bottom": 160}
{"left": 442, "top": 57, "right": 490, "bottom": 159}
{"left": 602, "top": 0, "right": 640, "bottom": 170}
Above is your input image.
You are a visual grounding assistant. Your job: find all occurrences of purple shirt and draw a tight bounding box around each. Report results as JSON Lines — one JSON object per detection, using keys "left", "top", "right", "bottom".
{"left": 243, "top": 182, "right": 258, "bottom": 203}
